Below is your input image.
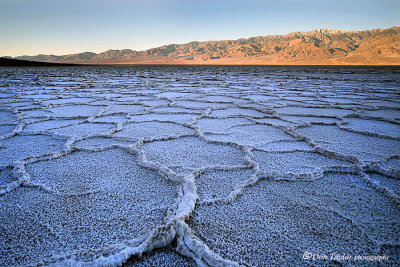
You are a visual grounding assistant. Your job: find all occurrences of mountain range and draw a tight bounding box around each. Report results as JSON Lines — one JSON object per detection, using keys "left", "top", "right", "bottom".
{"left": 12, "top": 26, "right": 400, "bottom": 65}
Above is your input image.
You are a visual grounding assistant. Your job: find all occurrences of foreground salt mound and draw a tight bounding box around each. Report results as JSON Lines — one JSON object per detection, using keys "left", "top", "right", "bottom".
{"left": 0, "top": 149, "right": 177, "bottom": 266}
{"left": 125, "top": 246, "right": 196, "bottom": 267}
{"left": 190, "top": 173, "right": 400, "bottom": 266}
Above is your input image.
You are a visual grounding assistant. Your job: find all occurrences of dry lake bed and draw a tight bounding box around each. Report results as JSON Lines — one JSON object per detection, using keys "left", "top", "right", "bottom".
{"left": 0, "top": 66, "right": 399, "bottom": 266}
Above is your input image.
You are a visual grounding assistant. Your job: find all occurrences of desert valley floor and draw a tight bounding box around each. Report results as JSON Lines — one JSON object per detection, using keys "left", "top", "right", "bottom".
{"left": 0, "top": 66, "right": 399, "bottom": 266}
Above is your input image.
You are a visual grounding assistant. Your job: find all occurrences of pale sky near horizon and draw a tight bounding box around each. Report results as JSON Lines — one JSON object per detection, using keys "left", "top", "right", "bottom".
{"left": 1, "top": 0, "right": 399, "bottom": 57}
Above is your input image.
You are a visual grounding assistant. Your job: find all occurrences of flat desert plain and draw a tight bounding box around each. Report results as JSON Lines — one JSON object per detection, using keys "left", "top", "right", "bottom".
{"left": 0, "top": 66, "right": 399, "bottom": 266}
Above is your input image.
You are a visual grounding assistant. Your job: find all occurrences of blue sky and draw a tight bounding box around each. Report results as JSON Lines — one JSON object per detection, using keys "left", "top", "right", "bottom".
{"left": 1, "top": 0, "right": 399, "bottom": 57}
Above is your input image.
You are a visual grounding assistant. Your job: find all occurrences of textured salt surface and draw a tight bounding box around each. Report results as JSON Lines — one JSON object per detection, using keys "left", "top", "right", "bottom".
{"left": 23, "top": 119, "right": 85, "bottom": 132}
{"left": 196, "top": 168, "right": 253, "bottom": 201}
{"left": 296, "top": 125, "right": 400, "bottom": 162}
{"left": 254, "top": 150, "right": 350, "bottom": 175}
{"left": 342, "top": 118, "right": 400, "bottom": 138}
{"left": 48, "top": 105, "right": 105, "bottom": 117}
{"left": 0, "top": 135, "right": 66, "bottom": 167}
{"left": 0, "top": 66, "right": 399, "bottom": 266}
{"left": 51, "top": 123, "right": 116, "bottom": 138}
{"left": 114, "top": 121, "right": 194, "bottom": 140}
{"left": 73, "top": 137, "right": 133, "bottom": 149}
{"left": 205, "top": 124, "right": 294, "bottom": 147}
{"left": 196, "top": 117, "right": 253, "bottom": 133}
{"left": 0, "top": 167, "right": 15, "bottom": 187}
{"left": 0, "top": 125, "right": 15, "bottom": 136}
{"left": 190, "top": 173, "right": 400, "bottom": 266}
{"left": 0, "top": 149, "right": 176, "bottom": 266}
{"left": 141, "top": 137, "right": 245, "bottom": 174}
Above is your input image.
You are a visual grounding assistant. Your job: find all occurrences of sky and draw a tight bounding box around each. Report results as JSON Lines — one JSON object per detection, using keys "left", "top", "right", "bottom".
{"left": 1, "top": 0, "right": 399, "bottom": 57}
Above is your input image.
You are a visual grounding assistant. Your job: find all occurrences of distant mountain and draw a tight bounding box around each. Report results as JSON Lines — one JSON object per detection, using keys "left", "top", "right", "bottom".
{"left": 14, "top": 27, "right": 400, "bottom": 65}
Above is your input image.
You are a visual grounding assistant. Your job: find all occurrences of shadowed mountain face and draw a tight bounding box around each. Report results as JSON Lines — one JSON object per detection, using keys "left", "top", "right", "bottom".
{"left": 15, "top": 27, "right": 400, "bottom": 65}
{"left": 0, "top": 58, "right": 79, "bottom": 66}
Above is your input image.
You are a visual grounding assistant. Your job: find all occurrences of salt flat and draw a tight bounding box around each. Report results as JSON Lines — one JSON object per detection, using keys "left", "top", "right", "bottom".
{"left": 0, "top": 66, "right": 399, "bottom": 266}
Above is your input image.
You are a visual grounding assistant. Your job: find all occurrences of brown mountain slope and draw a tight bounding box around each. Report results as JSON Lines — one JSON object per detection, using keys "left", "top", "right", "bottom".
{"left": 15, "top": 27, "right": 400, "bottom": 65}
